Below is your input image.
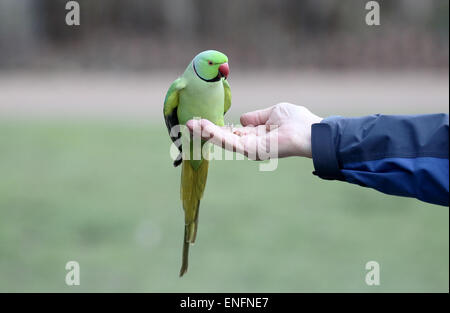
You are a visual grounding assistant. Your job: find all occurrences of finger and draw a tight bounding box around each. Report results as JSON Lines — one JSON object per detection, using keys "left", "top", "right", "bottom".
{"left": 238, "top": 133, "right": 274, "bottom": 161}
{"left": 205, "top": 122, "right": 246, "bottom": 153}
{"left": 186, "top": 119, "right": 221, "bottom": 140}
{"left": 231, "top": 125, "right": 267, "bottom": 137}
{"left": 186, "top": 119, "right": 268, "bottom": 159}
{"left": 186, "top": 119, "right": 244, "bottom": 152}
{"left": 240, "top": 106, "right": 274, "bottom": 126}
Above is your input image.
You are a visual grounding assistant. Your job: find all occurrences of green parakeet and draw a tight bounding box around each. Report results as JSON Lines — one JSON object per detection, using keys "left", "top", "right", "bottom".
{"left": 163, "top": 50, "right": 231, "bottom": 276}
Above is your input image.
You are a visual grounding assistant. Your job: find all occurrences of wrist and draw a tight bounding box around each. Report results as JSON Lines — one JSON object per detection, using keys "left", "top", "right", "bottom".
{"left": 303, "top": 117, "right": 323, "bottom": 158}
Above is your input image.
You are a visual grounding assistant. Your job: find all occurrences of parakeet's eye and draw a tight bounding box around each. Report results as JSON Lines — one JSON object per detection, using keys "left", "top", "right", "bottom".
{"left": 208, "top": 61, "right": 213, "bottom": 65}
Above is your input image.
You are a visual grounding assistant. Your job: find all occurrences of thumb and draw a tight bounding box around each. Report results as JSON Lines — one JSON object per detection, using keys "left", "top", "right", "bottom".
{"left": 240, "top": 106, "right": 274, "bottom": 126}
{"left": 186, "top": 119, "right": 218, "bottom": 140}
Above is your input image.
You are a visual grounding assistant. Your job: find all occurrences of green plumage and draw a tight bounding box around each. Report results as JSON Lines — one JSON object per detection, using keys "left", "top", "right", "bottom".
{"left": 163, "top": 50, "right": 231, "bottom": 276}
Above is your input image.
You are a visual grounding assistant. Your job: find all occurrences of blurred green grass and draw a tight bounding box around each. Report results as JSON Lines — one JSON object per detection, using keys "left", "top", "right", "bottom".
{"left": 0, "top": 119, "right": 448, "bottom": 292}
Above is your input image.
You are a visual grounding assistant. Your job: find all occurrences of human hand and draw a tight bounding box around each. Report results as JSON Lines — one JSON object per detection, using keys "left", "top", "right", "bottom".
{"left": 186, "top": 103, "right": 323, "bottom": 160}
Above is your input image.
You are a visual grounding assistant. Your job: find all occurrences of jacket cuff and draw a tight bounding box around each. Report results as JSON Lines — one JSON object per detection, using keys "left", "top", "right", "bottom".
{"left": 311, "top": 119, "right": 345, "bottom": 180}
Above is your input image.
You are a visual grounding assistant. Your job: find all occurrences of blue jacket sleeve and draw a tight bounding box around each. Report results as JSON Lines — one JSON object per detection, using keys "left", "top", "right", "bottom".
{"left": 311, "top": 114, "right": 449, "bottom": 206}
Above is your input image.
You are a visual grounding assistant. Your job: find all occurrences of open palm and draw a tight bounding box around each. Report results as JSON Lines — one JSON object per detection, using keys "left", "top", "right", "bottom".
{"left": 186, "top": 102, "right": 323, "bottom": 160}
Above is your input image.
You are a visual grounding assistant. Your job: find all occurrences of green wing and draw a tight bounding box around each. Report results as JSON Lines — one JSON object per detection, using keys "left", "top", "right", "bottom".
{"left": 163, "top": 77, "right": 186, "bottom": 167}
{"left": 163, "top": 77, "right": 185, "bottom": 117}
{"left": 223, "top": 79, "right": 231, "bottom": 115}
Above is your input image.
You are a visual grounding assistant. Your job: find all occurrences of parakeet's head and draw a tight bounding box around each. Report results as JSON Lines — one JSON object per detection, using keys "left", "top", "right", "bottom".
{"left": 192, "top": 50, "right": 229, "bottom": 82}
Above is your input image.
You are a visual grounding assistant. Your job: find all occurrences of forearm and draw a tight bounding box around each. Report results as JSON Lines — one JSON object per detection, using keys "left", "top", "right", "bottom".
{"left": 311, "top": 114, "right": 449, "bottom": 206}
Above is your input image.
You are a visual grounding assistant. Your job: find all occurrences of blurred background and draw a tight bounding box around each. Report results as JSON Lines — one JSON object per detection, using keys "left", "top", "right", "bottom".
{"left": 0, "top": 0, "right": 448, "bottom": 292}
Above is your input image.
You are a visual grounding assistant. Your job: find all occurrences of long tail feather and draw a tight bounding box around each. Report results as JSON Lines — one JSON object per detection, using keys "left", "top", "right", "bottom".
{"left": 179, "top": 160, "right": 209, "bottom": 277}
{"left": 180, "top": 239, "right": 189, "bottom": 277}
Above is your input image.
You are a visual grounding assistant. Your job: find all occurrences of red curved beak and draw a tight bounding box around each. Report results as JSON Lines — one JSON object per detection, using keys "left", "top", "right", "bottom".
{"left": 218, "top": 63, "right": 229, "bottom": 79}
